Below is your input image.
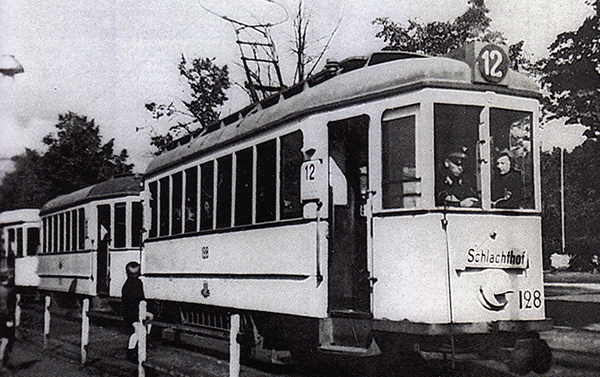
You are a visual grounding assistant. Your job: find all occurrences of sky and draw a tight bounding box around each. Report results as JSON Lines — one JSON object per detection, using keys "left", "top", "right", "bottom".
{"left": 0, "top": 0, "right": 595, "bottom": 176}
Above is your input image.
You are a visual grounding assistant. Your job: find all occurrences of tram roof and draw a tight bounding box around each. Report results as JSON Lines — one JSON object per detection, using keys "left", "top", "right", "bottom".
{"left": 40, "top": 175, "right": 143, "bottom": 215}
{"left": 0, "top": 209, "right": 40, "bottom": 226}
{"left": 146, "top": 47, "right": 540, "bottom": 177}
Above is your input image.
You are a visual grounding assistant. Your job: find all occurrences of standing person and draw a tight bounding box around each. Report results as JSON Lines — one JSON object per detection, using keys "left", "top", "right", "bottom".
{"left": 121, "top": 261, "right": 149, "bottom": 362}
{"left": 0, "top": 269, "right": 15, "bottom": 372}
{"left": 436, "top": 146, "right": 479, "bottom": 207}
{"left": 492, "top": 150, "right": 523, "bottom": 209}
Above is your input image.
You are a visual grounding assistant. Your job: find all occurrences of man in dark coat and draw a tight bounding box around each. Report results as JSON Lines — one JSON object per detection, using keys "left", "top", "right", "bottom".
{"left": 121, "top": 261, "right": 145, "bottom": 362}
{"left": 492, "top": 151, "right": 523, "bottom": 209}
{"left": 437, "top": 146, "right": 479, "bottom": 207}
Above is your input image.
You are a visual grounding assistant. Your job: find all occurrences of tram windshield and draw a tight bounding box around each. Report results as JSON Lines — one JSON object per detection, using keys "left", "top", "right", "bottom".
{"left": 434, "top": 104, "right": 534, "bottom": 210}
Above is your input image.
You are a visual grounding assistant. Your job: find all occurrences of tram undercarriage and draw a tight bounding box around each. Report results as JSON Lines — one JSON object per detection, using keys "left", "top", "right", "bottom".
{"left": 148, "top": 300, "right": 552, "bottom": 374}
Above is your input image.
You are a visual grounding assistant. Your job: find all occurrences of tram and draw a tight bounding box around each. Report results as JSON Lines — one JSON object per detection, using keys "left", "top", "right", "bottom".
{"left": 142, "top": 42, "right": 551, "bottom": 374}
{"left": 0, "top": 209, "right": 41, "bottom": 292}
{"left": 37, "top": 174, "right": 144, "bottom": 302}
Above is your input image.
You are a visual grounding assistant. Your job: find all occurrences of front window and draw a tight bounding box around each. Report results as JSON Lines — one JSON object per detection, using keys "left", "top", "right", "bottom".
{"left": 434, "top": 103, "right": 535, "bottom": 210}
{"left": 435, "top": 104, "right": 482, "bottom": 208}
{"left": 490, "top": 108, "right": 534, "bottom": 209}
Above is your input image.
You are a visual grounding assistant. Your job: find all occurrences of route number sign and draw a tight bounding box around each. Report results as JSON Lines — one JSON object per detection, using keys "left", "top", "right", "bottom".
{"left": 476, "top": 44, "right": 509, "bottom": 83}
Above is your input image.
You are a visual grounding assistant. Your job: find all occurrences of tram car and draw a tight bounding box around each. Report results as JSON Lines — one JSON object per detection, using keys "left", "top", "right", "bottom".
{"left": 0, "top": 209, "right": 41, "bottom": 292}
{"left": 142, "top": 42, "right": 551, "bottom": 374}
{"left": 37, "top": 174, "right": 144, "bottom": 302}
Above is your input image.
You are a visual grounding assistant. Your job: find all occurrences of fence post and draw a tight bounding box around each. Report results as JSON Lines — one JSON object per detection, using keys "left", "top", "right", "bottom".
{"left": 81, "top": 298, "right": 89, "bottom": 364}
{"left": 229, "top": 313, "right": 240, "bottom": 377}
{"left": 14, "top": 293, "right": 21, "bottom": 338}
{"left": 137, "top": 300, "right": 147, "bottom": 377}
{"left": 43, "top": 295, "right": 51, "bottom": 349}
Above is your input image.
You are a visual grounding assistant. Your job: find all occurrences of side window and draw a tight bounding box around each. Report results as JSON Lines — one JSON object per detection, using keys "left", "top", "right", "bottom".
{"left": 490, "top": 108, "right": 534, "bottom": 209}
{"left": 27, "top": 227, "right": 39, "bottom": 256}
{"left": 7, "top": 229, "right": 14, "bottom": 255}
{"left": 256, "top": 140, "right": 277, "bottom": 222}
{"left": 47, "top": 217, "right": 53, "bottom": 253}
{"left": 434, "top": 104, "right": 483, "bottom": 208}
{"left": 16, "top": 228, "right": 23, "bottom": 257}
{"left": 149, "top": 181, "right": 158, "bottom": 238}
{"left": 131, "top": 202, "right": 143, "bottom": 247}
{"left": 53, "top": 215, "right": 59, "bottom": 253}
{"left": 42, "top": 218, "right": 48, "bottom": 253}
{"left": 184, "top": 167, "right": 198, "bottom": 233}
{"left": 71, "top": 209, "right": 78, "bottom": 250}
{"left": 382, "top": 108, "right": 417, "bottom": 209}
{"left": 235, "top": 148, "right": 253, "bottom": 226}
{"left": 200, "top": 161, "right": 214, "bottom": 230}
{"left": 280, "top": 131, "right": 304, "bottom": 219}
{"left": 65, "top": 211, "right": 71, "bottom": 251}
{"left": 59, "top": 213, "right": 64, "bottom": 252}
{"left": 159, "top": 177, "right": 170, "bottom": 236}
{"left": 78, "top": 208, "right": 85, "bottom": 250}
{"left": 172, "top": 172, "right": 183, "bottom": 235}
{"left": 114, "top": 202, "right": 126, "bottom": 248}
{"left": 216, "top": 155, "right": 233, "bottom": 229}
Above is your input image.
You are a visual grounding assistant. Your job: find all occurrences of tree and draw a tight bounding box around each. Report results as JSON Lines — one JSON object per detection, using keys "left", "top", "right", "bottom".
{"left": 290, "top": 0, "right": 340, "bottom": 84}
{"left": 372, "top": 0, "right": 507, "bottom": 56}
{"left": 538, "top": 1, "right": 600, "bottom": 138}
{"left": 0, "top": 112, "right": 133, "bottom": 211}
{"left": 541, "top": 141, "right": 600, "bottom": 269}
{"left": 145, "top": 56, "right": 230, "bottom": 154}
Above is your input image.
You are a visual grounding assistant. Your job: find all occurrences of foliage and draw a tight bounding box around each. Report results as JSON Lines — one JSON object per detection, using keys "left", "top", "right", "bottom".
{"left": 145, "top": 55, "right": 230, "bottom": 154}
{"left": 372, "top": 0, "right": 507, "bottom": 56}
{"left": 0, "top": 112, "right": 133, "bottom": 211}
{"left": 537, "top": 1, "right": 600, "bottom": 138}
{"left": 542, "top": 140, "right": 600, "bottom": 268}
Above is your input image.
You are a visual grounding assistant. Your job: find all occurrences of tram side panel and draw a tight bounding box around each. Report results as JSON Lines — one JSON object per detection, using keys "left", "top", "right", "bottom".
{"left": 14, "top": 256, "right": 41, "bottom": 288}
{"left": 372, "top": 213, "right": 545, "bottom": 325}
{"left": 372, "top": 214, "right": 451, "bottom": 324}
{"left": 446, "top": 214, "right": 545, "bottom": 323}
{"left": 37, "top": 252, "right": 95, "bottom": 295}
{"left": 142, "top": 221, "right": 328, "bottom": 318}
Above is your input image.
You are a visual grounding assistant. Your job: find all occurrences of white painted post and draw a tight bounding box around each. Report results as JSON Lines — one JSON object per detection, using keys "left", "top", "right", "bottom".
{"left": 81, "top": 298, "right": 89, "bottom": 364}
{"left": 14, "top": 293, "right": 21, "bottom": 334}
{"left": 137, "top": 300, "right": 147, "bottom": 377}
{"left": 43, "top": 296, "right": 51, "bottom": 349}
{"left": 229, "top": 314, "right": 240, "bottom": 377}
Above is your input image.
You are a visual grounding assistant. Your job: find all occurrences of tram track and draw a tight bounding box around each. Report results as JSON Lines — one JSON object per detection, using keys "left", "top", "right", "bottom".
{"left": 18, "top": 300, "right": 597, "bottom": 377}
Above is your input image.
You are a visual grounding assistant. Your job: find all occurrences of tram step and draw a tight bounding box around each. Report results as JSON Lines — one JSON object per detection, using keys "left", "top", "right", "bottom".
{"left": 319, "top": 339, "right": 381, "bottom": 356}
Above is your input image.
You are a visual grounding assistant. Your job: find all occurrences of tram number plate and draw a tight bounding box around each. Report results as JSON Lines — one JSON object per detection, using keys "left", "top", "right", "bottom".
{"left": 519, "top": 290, "right": 542, "bottom": 309}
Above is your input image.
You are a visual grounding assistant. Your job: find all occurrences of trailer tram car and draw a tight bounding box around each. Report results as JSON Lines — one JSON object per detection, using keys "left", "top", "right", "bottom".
{"left": 143, "top": 43, "right": 552, "bottom": 374}
{"left": 0, "top": 209, "right": 41, "bottom": 294}
{"left": 38, "top": 175, "right": 144, "bottom": 305}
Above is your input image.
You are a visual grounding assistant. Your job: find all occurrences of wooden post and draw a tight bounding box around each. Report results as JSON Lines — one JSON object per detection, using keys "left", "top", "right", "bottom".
{"left": 43, "top": 295, "right": 51, "bottom": 349}
{"left": 14, "top": 293, "right": 21, "bottom": 339}
{"left": 14, "top": 293, "right": 21, "bottom": 328}
{"left": 137, "top": 300, "right": 147, "bottom": 377}
{"left": 229, "top": 313, "right": 240, "bottom": 377}
{"left": 81, "top": 298, "right": 89, "bottom": 364}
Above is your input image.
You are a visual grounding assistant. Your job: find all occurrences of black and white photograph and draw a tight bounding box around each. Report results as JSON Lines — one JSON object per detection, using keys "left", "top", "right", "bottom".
{"left": 0, "top": 0, "right": 598, "bottom": 376}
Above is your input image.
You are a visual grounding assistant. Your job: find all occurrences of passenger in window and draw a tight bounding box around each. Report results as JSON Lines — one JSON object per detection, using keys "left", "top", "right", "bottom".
{"left": 492, "top": 150, "right": 522, "bottom": 209}
{"left": 200, "top": 200, "right": 212, "bottom": 226}
{"left": 437, "top": 147, "right": 479, "bottom": 207}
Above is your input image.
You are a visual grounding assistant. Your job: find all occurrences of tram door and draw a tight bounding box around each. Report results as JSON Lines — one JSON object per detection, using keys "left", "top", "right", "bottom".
{"left": 97, "top": 205, "right": 111, "bottom": 296}
{"left": 328, "top": 115, "right": 371, "bottom": 314}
